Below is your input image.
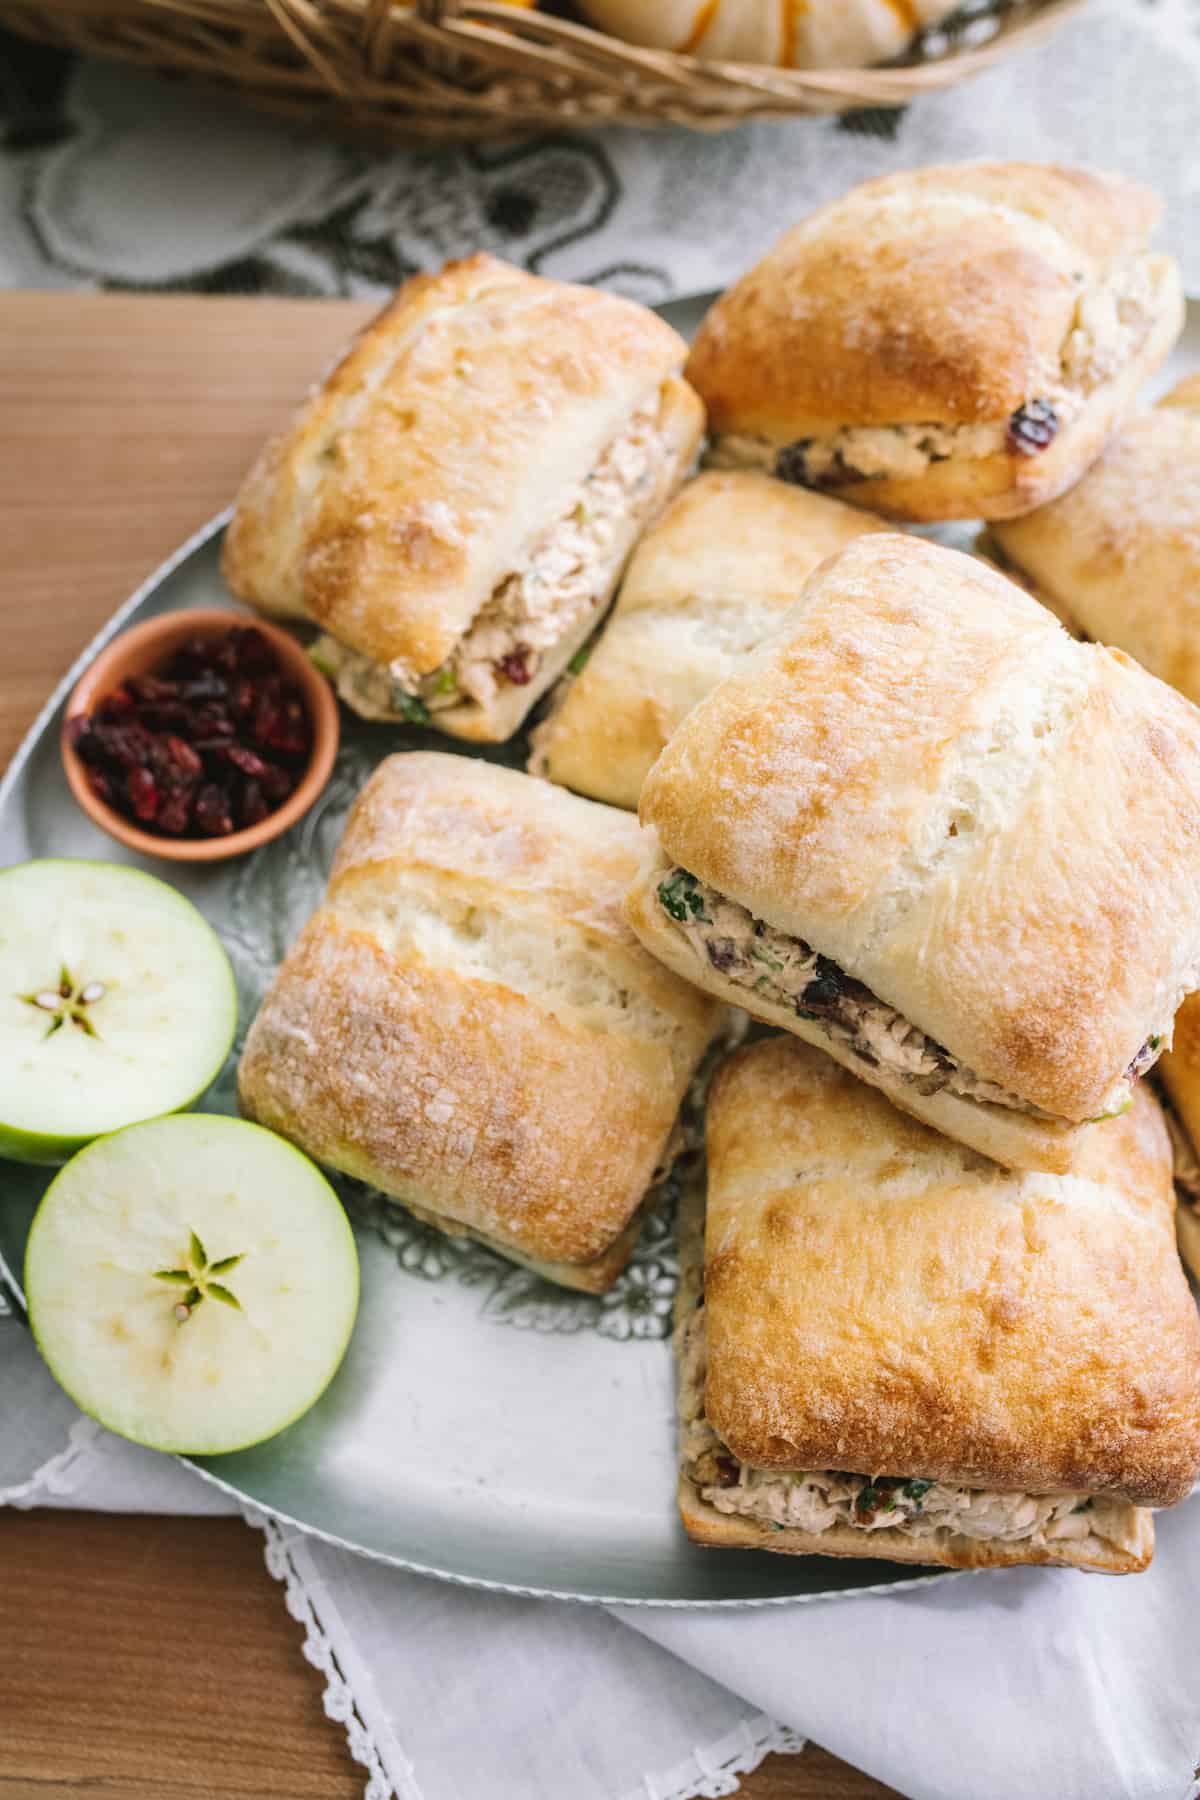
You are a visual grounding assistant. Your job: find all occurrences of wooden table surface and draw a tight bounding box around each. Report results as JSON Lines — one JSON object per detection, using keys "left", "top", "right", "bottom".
{"left": 0, "top": 290, "right": 899, "bottom": 1800}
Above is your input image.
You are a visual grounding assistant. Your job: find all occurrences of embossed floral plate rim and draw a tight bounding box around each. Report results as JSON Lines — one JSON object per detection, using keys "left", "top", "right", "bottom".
{"left": 8, "top": 296, "right": 1198, "bottom": 1606}
{"left": 0, "top": 504, "right": 965, "bottom": 1606}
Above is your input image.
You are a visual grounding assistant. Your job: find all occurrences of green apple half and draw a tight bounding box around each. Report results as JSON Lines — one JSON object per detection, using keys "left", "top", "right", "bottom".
{"left": 25, "top": 1114, "right": 360, "bottom": 1454}
{"left": 0, "top": 859, "right": 237, "bottom": 1163}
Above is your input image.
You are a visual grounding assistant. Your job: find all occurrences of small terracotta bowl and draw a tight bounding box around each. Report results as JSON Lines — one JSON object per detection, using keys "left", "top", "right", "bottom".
{"left": 62, "top": 607, "right": 340, "bottom": 864}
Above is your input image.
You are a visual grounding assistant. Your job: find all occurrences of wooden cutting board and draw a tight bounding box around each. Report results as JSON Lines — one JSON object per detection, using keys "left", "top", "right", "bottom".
{"left": 0, "top": 289, "right": 898, "bottom": 1800}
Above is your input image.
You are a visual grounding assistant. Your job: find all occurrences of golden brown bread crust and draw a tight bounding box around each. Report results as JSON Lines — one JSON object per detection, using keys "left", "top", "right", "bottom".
{"left": 992, "top": 399, "right": 1200, "bottom": 706}
{"left": 687, "top": 163, "right": 1181, "bottom": 521}
{"left": 1175, "top": 1200, "right": 1200, "bottom": 1286}
{"left": 1160, "top": 991, "right": 1200, "bottom": 1290}
{"left": 1161, "top": 372, "right": 1200, "bottom": 413}
{"left": 633, "top": 534, "right": 1200, "bottom": 1124}
{"left": 1161, "top": 993, "right": 1200, "bottom": 1154}
{"left": 531, "top": 472, "right": 887, "bottom": 810}
{"left": 675, "top": 1475, "right": 1153, "bottom": 1574}
{"left": 238, "top": 753, "right": 719, "bottom": 1286}
{"left": 699, "top": 1038, "right": 1200, "bottom": 1507}
{"left": 222, "top": 255, "right": 700, "bottom": 732}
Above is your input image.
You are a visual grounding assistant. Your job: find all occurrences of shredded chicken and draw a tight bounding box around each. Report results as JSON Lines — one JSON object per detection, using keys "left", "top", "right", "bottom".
{"left": 710, "top": 421, "right": 1005, "bottom": 486}
{"left": 1060, "top": 255, "right": 1159, "bottom": 391}
{"left": 659, "top": 869, "right": 1161, "bottom": 1118}
{"left": 708, "top": 256, "right": 1159, "bottom": 490}
{"left": 311, "top": 400, "right": 670, "bottom": 722}
{"left": 679, "top": 1305, "right": 1125, "bottom": 1552}
{"left": 656, "top": 869, "right": 1054, "bottom": 1117}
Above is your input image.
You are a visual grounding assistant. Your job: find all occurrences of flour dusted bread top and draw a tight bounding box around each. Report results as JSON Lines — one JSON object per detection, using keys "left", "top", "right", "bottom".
{"left": 239, "top": 754, "right": 718, "bottom": 1276}
{"left": 701, "top": 1038, "right": 1200, "bottom": 1505}
{"left": 687, "top": 162, "right": 1165, "bottom": 439}
{"left": 533, "top": 470, "right": 887, "bottom": 810}
{"left": 636, "top": 534, "right": 1200, "bottom": 1121}
{"left": 993, "top": 390, "right": 1200, "bottom": 706}
{"left": 222, "top": 254, "right": 694, "bottom": 677}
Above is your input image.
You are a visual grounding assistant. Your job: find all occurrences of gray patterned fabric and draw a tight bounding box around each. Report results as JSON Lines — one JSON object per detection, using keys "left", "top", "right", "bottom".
{"left": 2, "top": 1, "right": 1200, "bottom": 299}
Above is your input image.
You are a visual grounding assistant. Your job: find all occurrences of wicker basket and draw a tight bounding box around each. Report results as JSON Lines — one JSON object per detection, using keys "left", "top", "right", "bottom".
{"left": 0, "top": 0, "right": 1086, "bottom": 142}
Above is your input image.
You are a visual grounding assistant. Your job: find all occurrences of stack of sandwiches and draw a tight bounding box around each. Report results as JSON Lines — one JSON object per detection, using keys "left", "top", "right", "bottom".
{"left": 228, "top": 159, "right": 1200, "bottom": 1576}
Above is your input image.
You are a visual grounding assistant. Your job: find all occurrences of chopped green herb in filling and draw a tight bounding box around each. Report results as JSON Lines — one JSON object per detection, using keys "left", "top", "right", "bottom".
{"left": 657, "top": 870, "right": 711, "bottom": 925}
{"left": 391, "top": 689, "right": 431, "bottom": 726}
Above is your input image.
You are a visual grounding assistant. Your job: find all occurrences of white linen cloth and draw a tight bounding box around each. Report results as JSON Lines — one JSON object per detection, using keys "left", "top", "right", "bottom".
{"left": 5, "top": 1307, "right": 1200, "bottom": 1800}
{"left": 6, "top": 3, "right": 1200, "bottom": 1796}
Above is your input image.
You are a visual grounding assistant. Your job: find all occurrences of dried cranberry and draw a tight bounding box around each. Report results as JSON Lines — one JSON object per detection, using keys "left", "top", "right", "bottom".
{"left": 234, "top": 627, "right": 276, "bottom": 674}
{"left": 96, "top": 721, "right": 155, "bottom": 768}
{"left": 706, "top": 939, "right": 740, "bottom": 974}
{"left": 255, "top": 694, "right": 308, "bottom": 755}
{"left": 497, "top": 650, "right": 533, "bottom": 687}
{"left": 126, "top": 766, "right": 159, "bottom": 822}
{"left": 70, "top": 722, "right": 106, "bottom": 765}
{"left": 175, "top": 636, "right": 216, "bottom": 672}
{"left": 251, "top": 694, "right": 280, "bottom": 745}
{"left": 802, "top": 956, "right": 845, "bottom": 1009}
{"left": 239, "top": 781, "right": 269, "bottom": 828}
{"left": 128, "top": 675, "right": 179, "bottom": 704}
{"left": 222, "top": 743, "right": 268, "bottom": 779}
{"left": 162, "top": 735, "right": 203, "bottom": 778}
{"left": 774, "top": 440, "right": 814, "bottom": 486}
{"left": 144, "top": 703, "right": 194, "bottom": 733}
{"left": 713, "top": 1456, "right": 740, "bottom": 1489}
{"left": 1006, "top": 399, "right": 1058, "bottom": 457}
{"left": 157, "top": 791, "right": 193, "bottom": 835}
{"left": 75, "top": 622, "right": 312, "bottom": 838}
{"left": 194, "top": 783, "right": 234, "bottom": 836}
{"left": 260, "top": 763, "right": 294, "bottom": 803}
{"left": 95, "top": 686, "right": 137, "bottom": 722}
{"left": 179, "top": 673, "right": 228, "bottom": 704}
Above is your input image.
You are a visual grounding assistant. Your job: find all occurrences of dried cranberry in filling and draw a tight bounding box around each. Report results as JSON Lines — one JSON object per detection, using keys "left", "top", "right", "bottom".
{"left": 1006, "top": 399, "right": 1059, "bottom": 457}
{"left": 802, "top": 956, "right": 845, "bottom": 1009}
{"left": 497, "top": 649, "right": 533, "bottom": 687}
{"left": 774, "top": 440, "right": 814, "bottom": 486}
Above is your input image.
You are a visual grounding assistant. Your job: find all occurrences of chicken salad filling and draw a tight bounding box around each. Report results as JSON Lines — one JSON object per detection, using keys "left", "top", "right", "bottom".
{"left": 657, "top": 869, "right": 1055, "bottom": 1116}
{"left": 310, "top": 399, "right": 671, "bottom": 723}
{"left": 707, "top": 256, "right": 1159, "bottom": 494}
{"left": 678, "top": 1305, "right": 1131, "bottom": 1551}
{"left": 658, "top": 869, "right": 1159, "bottom": 1118}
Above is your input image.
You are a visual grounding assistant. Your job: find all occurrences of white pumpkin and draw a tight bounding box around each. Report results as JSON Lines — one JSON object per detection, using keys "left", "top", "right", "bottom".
{"left": 576, "top": 1, "right": 960, "bottom": 68}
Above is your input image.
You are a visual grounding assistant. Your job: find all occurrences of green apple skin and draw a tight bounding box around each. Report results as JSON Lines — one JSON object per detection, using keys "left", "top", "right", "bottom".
{"left": 0, "top": 859, "right": 237, "bottom": 1165}
{"left": 25, "top": 1115, "right": 360, "bottom": 1457}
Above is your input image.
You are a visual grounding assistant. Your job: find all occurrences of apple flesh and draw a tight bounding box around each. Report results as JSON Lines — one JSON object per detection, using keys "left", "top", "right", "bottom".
{"left": 0, "top": 860, "right": 237, "bottom": 1163}
{"left": 25, "top": 1113, "right": 360, "bottom": 1454}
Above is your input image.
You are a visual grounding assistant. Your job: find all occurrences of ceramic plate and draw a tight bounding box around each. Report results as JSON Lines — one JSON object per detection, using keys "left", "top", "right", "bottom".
{"left": 2, "top": 295, "right": 1197, "bottom": 1605}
